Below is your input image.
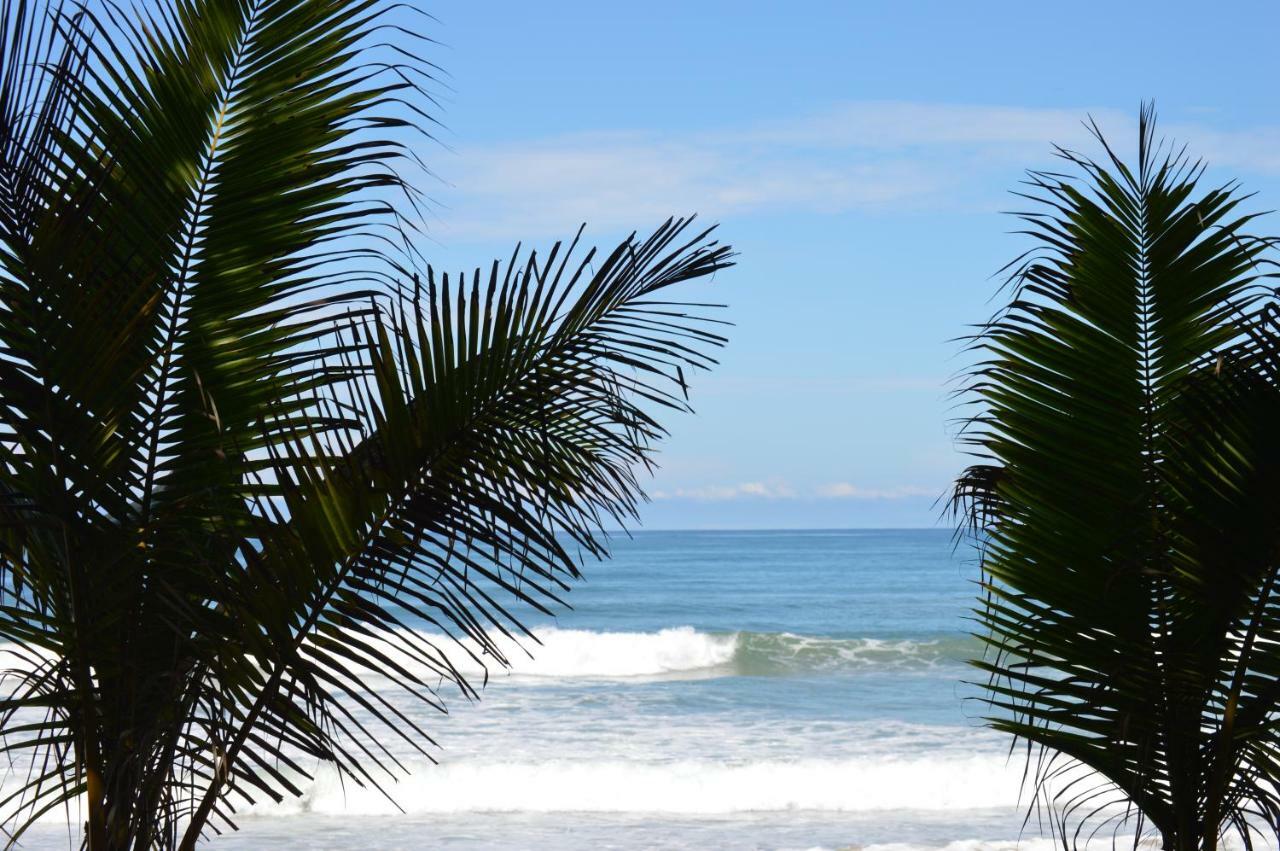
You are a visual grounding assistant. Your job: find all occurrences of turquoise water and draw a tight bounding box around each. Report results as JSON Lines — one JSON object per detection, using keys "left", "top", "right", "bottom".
{"left": 21, "top": 529, "right": 1056, "bottom": 849}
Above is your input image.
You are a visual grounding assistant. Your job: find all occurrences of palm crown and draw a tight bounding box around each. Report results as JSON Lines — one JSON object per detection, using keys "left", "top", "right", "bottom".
{"left": 955, "top": 106, "right": 1280, "bottom": 850}
{"left": 0, "top": 0, "right": 732, "bottom": 847}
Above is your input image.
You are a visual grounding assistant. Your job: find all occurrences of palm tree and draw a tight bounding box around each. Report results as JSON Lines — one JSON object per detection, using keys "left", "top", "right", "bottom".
{"left": 954, "top": 106, "right": 1280, "bottom": 851}
{"left": 0, "top": 0, "right": 733, "bottom": 847}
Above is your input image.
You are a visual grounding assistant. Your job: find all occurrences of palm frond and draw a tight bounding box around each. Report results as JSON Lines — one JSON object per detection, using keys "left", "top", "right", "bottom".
{"left": 0, "top": 0, "right": 734, "bottom": 846}
{"left": 178, "top": 219, "right": 731, "bottom": 844}
{"left": 954, "top": 104, "right": 1280, "bottom": 850}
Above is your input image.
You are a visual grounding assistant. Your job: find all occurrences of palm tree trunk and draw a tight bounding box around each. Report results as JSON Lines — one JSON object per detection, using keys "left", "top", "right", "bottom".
{"left": 85, "top": 757, "right": 107, "bottom": 851}
{"left": 71, "top": 683, "right": 108, "bottom": 849}
{"left": 1162, "top": 828, "right": 1205, "bottom": 851}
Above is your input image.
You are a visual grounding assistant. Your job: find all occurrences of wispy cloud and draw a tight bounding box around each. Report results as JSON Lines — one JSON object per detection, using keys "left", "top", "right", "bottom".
{"left": 651, "top": 481, "right": 796, "bottom": 501}
{"left": 697, "top": 374, "right": 947, "bottom": 396}
{"left": 814, "top": 483, "right": 938, "bottom": 500}
{"left": 651, "top": 481, "right": 937, "bottom": 502}
{"left": 735, "top": 102, "right": 1124, "bottom": 150}
{"left": 433, "top": 136, "right": 943, "bottom": 241}
{"left": 429, "top": 102, "right": 1280, "bottom": 243}
{"left": 430, "top": 102, "right": 1130, "bottom": 241}
{"left": 1161, "top": 122, "right": 1280, "bottom": 176}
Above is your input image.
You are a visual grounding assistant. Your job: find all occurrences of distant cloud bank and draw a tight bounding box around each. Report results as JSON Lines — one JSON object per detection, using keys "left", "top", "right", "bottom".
{"left": 651, "top": 481, "right": 937, "bottom": 503}
{"left": 813, "top": 483, "right": 938, "bottom": 500}
{"left": 426, "top": 100, "right": 1280, "bottom": 244}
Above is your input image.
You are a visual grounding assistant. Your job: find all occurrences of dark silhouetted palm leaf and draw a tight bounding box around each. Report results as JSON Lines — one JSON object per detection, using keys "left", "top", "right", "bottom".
{"left": 0, "top": 0, "right": 733, "bottom": 847}
{"left": 954, "top": 106, "right": 1280, "bottom": 851}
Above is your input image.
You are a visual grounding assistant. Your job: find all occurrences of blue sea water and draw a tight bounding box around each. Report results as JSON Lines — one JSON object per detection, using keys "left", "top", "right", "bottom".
{"left": 20, "top": 530, "right": 1064, "bottom": 850}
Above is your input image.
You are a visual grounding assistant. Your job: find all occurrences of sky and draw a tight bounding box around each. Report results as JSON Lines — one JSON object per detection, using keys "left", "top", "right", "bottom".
{"left": 414, "top": 1, "right": 1280, "bottom": 529}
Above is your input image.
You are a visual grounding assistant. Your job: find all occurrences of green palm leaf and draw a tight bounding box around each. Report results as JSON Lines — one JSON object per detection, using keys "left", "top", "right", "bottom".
{"left": 0, "top": 0, "right": 734, "bottom": 847}
{"left": 955, "top": 105, "right": 1280, "bottom": 850}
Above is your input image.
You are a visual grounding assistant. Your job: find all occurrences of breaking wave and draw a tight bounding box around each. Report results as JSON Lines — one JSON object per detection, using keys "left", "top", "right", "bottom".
{"left": 430, "top": 626, "right": 973, "bottom": 681}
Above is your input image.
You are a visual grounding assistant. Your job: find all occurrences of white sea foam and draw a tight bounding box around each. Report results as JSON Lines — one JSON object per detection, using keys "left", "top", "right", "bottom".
{"left": 243, "top": 753, "right": 1024, "bottom": 817}
{"left": 367, "top": 625, "right": 971, "bottom": 686}
{"left": 803, "top": 842, "right": 1169, "bottom": 851}
{"left": 806, "top": 839, "right": 1275, "bottom": 851}
{"left": 458, "top": 625, "right": 738, "bottom": 679}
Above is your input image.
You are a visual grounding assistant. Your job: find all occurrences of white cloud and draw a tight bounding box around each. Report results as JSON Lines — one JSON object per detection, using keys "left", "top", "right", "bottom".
{"left": 814, "top": 483, "right": 938, "bottom": 500}
{"left": 427, "top": 100, "right": 1280, "bottom": 244}
{"left": 697, "top": 374, "right": 946, "bottom": 396}
{"left": 651, "top": 481, "right": 796, "bottom": 501}
{"left": 651, "top": 481, "right": 936, "bottom": 502}
{"left": 435, "top": 135, "right": 943, "bottom": 240}
{"left": 735, "top": 101, "right": 1126, "bottom": 150}
{"left": 1162, "top": 122, "right": 1280, "bottom": 175}
{"left": 432, "top": 101, "right": 1132, "bottom": 241}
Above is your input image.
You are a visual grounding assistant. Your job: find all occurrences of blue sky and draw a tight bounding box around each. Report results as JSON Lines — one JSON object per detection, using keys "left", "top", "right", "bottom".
{"left": 418, "top": 1, "right": 1280, "bottom": 528}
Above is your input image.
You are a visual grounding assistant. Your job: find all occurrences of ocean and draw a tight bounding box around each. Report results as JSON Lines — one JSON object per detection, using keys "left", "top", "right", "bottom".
{"left": 20, "top": 529, "right": 1061, "bottom": 849}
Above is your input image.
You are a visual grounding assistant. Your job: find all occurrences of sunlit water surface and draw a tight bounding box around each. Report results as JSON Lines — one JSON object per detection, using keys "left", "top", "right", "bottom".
{"left": 13, "top": 530, "right": 1166, "bottom": 849}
